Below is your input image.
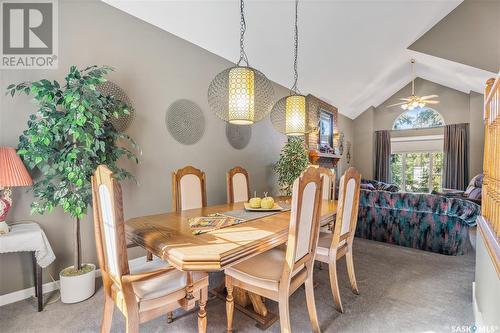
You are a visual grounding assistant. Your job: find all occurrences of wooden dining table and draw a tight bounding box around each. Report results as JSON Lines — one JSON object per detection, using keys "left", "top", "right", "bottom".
{"left": 126, "top": 198, "right": 338, "bottom": 329}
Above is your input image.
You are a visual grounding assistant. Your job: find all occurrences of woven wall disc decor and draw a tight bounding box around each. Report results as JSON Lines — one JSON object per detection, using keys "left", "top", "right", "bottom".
{"left": 97, "top": 81, "right": 135, "bottom": 132}
{"left": 226, "top": 123, "right": 252, "bottom": 150}
{"left": 166, "top": 99, "right": 205, "bottom": 145}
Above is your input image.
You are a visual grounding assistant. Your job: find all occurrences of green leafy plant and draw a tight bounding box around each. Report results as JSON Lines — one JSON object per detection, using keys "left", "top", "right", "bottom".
{"left": 7, "top": 65, "right": 138, "bottom": 273}
{"left": 274, "top": 137, "right": 309, "bottom": 195}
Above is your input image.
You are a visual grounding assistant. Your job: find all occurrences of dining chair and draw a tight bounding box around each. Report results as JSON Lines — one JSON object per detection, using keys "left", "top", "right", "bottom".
{"left": 315, "top": 167, "right": 361, "bottom": 313}
{"left": 226, "top": 166, "right": 250, "bottom": 204}
{"left": 224, "top": 166, "right": 324, "bottom": 333}
{"left": 171, "top": 165, "right": 207, "bottom": 212}
{"left": 91, "top": 165, "right": 209, "bottom": 333}
{"left": 317, "top": 167, "right": 335, "bottom": 201}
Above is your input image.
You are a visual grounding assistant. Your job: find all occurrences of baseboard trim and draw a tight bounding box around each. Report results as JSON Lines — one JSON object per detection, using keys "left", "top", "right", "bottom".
{"left": 472, "top": 282, "right": 484, "bottom": 328}
{"left": 0, "top": 256, "right": 147, "bottom": 307}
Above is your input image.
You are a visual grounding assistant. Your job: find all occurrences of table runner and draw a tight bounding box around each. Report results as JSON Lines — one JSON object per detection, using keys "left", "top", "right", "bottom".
{"left": 189, "top": 203, "right": 291, "bottom": 235}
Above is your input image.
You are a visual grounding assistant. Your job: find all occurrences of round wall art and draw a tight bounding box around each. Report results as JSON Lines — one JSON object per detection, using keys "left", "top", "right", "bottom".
{"left": 97, "top": 81, "right": 135, "bottom": 132}
{"left": 226, "top": 123, "right": 251, "bottom": 150}
{"left": 166, "top": 99, "right": 205, "bottom": 145}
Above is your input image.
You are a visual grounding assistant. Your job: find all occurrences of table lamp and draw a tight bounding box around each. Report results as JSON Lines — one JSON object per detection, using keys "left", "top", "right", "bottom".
{"left": 0, "top": 147, "right": 33, "bottom": 235}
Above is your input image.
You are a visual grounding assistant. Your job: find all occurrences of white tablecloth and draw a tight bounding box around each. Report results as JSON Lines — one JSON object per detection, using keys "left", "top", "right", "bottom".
{"left": 0, "top": 223, "right": 56, "bottom": 268}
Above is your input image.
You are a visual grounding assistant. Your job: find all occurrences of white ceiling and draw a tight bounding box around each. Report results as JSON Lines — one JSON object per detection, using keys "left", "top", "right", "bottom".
{"left": 103, "top": 0, "right": 493, "bottom": 119}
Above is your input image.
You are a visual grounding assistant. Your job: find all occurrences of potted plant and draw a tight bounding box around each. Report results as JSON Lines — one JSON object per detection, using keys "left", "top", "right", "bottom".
{"left": 274, "top": 137, "right": 309, "bottom": 196}
{"left": 7, "top": 65, "right": 138, "bottom": 303}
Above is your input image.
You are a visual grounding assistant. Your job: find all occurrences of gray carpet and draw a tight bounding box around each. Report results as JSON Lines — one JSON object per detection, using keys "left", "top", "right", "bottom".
{"left": 1, "top": 239, "right": 475, "bottom": 333}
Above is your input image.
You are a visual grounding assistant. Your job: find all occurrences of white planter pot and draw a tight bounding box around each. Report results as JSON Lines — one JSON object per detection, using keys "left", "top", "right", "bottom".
{"left": 59, "top": 264, "right": 96, "bottom": 303}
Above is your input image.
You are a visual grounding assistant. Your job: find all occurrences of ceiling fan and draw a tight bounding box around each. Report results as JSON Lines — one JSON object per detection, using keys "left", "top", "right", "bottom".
{"left": 387, "top": 59, "right": 439, "bottom": 110}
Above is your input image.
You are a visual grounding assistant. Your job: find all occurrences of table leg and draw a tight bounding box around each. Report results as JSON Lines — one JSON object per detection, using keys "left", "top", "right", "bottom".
{"left": 32, "top": 252, "right": 43, "bottom": 312}
{"left": 37, "top": 264, "right": 42, "bottom": 312}
{"left": 31, "top": 253, "right": 37, "bottom": 298}
{"left": 211, "top": 285, "right": 278, "bottom": 330}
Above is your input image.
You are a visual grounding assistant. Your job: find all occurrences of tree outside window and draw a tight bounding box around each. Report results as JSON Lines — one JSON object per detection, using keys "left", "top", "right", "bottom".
{"left": 393, "top": 107, "right": 444, "bottom": 130}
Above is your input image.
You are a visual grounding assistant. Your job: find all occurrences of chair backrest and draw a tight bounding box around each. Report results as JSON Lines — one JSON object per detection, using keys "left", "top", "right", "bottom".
{"left": 284, "top": 167, "right": 323, "bottom": 276}
{"left": 332, "top": 167, "right": 361, "bottom": 246}
{"left": 226, "top": 166, "right": 250, "bottom": 203}
{"left": 172, "top": 166, "right": 207, "bottom": 212}
{"left": 318, "top": 167, "right": 336, "bottom": 201}
{"left": 91, "top": 165, "right": 130, "bottom": 287}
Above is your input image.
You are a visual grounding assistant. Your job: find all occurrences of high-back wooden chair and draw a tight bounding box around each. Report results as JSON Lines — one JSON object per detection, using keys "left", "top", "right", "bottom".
{"left": 226, "top": 166, "right": 250, "bottom": 203}
{"left": 92, "top": 165, "right": 209, "bottom": 333}
{"left": 315, "top": 167, "right": 361, "bottom": 313}
{"left": 171, "top": 166, "right": 207, "bottom": 212}
{"left": 224, "top": 167, "right": 324, "bottom": 333}
{"left": 318, "top": 167, "right": 336, "bottom": 201}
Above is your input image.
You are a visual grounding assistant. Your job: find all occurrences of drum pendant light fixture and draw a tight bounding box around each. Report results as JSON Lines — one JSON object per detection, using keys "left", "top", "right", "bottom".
{"left": 271, "top": 0, "right": 307, "bottom": 136}
{"left": 208, "top": 0, "right": 274, "bottom": 125}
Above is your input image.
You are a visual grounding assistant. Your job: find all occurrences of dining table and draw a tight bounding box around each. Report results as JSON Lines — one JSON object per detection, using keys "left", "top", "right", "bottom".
{"left": 126, "top": 198, "right": 338, "bottom": 329}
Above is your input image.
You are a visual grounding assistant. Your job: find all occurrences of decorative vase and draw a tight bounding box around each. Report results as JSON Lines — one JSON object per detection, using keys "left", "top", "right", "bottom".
{"left": 309, "top": 149, "right": 319, "bottom": 165}
{"left": 59, "top": 264, "right": 96, "bottom": 303}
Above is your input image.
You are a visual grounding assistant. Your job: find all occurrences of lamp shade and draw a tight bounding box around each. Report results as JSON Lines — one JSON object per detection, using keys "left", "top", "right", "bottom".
{"left": 0, "top": 147, "right": 33, "bottom": 187}
{"left": 285, "top": 95, "right": 306, "bottom": 136}
{"left": 228, "top": 67, "right": 255, "bottom": 125}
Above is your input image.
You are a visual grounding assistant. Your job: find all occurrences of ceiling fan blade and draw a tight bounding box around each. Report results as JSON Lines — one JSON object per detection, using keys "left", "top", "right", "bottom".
{"left": 399, "top": 97, "right": 412, "bottom": 101}
{"left": 420, "top": 95, "right": 439, "bottom": 100}
{"left": 386, "top": 102, "right": 407, "bottom": 108}
{"left": 425, "top": 100, "right": 440, "bottom": 104}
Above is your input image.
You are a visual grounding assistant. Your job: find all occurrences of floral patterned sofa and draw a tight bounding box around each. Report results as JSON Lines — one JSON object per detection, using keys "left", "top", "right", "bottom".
{"left": 355, "top": 180, "right": 481, "bottom": 255}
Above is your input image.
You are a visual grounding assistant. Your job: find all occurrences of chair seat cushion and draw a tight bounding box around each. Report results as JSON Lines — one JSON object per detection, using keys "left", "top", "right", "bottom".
{"left": 129, "top": 259, "right": 188, "bottom": 301}
{"left": 225, "top": 247, "right": 302, "bottom": 291}
{"left": 316, "top": 232, "right": 346, "bottom": 258}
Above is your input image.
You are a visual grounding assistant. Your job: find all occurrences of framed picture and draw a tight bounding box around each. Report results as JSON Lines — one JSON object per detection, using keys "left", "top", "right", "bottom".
{"left": 319, "top": 109, "right": 334, "bottom": 150}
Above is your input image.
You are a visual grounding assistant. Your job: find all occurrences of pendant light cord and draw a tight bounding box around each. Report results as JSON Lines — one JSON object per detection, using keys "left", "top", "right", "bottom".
{"left": 291, "top": 0, "right": 300, "bottom": 94}
{"left": 237, "top": 0, "right": 249, "bottom": 66}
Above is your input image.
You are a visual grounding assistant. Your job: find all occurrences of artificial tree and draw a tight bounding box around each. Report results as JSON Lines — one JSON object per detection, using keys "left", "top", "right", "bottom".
{"left": 7, "top": 65, "right": 138, "bottom": 274}
{"left": 274, "top": 136, "right": 309, "bottom": 195}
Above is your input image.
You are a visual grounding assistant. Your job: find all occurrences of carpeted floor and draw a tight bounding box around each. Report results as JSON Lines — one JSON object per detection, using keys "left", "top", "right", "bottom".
{"left": 1, "top": 238, "right": 475, "bottom": 333}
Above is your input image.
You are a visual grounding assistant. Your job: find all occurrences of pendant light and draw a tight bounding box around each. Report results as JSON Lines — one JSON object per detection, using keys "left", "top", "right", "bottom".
{"left": 208, "top": 0, "right": 274, "bottom": 125}
{"left": 270, "top": 0, "right": 307, "bottom": 136}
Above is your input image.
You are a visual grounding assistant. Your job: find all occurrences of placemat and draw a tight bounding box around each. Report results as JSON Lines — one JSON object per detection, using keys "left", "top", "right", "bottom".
{"left": 189, "top": 203, "right": 291, "bottom": 235}
{"left": 189, "top": 214, "right": 246, "bottom": 235}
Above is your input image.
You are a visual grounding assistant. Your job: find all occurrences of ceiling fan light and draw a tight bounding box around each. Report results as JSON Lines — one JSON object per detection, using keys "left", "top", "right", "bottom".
{"left": 285, "top": 94, "right": 306, "bottom": 136}
{"left": 228, "top": 67, "right": 255, "bottom": 125}
{"left": 401, "top": 104, "right": 408, "bottom": 110}
{"left": 418, "top": 102, "right": 425, "bottom": 108}
{"left": 412, "top": 101, "right": 419, "bottom": 108}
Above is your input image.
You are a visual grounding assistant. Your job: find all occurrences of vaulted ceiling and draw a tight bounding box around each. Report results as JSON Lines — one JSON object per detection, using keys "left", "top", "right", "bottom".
{"left": 103, "top": 0, "right": 494, "bottom": 119}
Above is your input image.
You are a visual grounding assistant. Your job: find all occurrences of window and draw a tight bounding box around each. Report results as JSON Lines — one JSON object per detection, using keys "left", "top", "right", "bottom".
{"left": 391, "top": 152, "right": 443, "bottom": 192}
{"left": 393, "top": 107, "right": 444, "bottom": 130}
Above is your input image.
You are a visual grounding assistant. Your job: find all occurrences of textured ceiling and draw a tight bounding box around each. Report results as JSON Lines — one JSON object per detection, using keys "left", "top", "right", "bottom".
{"left": 103, "top": 0, "right": 491, "bottom": 119}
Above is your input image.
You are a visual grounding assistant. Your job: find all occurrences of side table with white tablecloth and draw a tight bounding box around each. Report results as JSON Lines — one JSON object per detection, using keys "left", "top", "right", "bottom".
{"left": 0, "top": 223, "right": 56, "bottom": 311}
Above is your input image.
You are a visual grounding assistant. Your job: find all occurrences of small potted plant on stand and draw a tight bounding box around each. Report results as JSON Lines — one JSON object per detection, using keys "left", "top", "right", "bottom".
{"left": 274, "top": 137, "right": 309, "bottom": 196}
{"left": 7, "top": 65, "right": 138, "bottom": 303}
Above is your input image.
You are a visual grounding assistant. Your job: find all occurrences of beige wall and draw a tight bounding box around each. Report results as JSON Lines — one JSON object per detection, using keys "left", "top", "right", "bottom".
{"left": 0, "top": 0, "right": 295, "bottom": 295}
{"left": 352, "top": 78, "right": 485, "bottom": 181}
{"left": 353, "top": 106, "right": 375, "bottom": 179}
{"left": 337, "top": 114, "right": 354, "bottom": 176}
{"left": 409, "top": 0, "right": 500, "bottom": 73}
